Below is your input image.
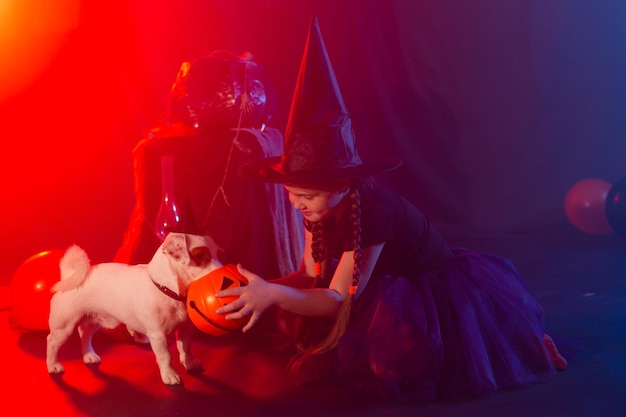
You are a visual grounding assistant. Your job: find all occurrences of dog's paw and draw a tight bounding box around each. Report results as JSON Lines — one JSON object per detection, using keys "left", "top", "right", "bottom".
{"left": 47, "top": 362, "right": 65, "bottom": 374}
{"left": 161, "top": 370, "right": 183, "bottom": 385}
{"left": 83, "top": 352, "right": 101, "bottom": 365}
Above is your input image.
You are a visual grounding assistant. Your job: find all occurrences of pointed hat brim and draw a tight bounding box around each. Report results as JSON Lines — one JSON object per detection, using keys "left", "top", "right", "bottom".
{"left": 238, "top": 156, "right": 402, "bottom": 183}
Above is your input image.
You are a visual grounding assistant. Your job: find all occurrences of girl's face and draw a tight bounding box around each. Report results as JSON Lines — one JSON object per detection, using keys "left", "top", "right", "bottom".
{"left": 284, "top": 183, "right": 349, "bottom": 223}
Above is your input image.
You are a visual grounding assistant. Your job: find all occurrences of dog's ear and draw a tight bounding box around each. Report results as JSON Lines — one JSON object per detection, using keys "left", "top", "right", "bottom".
{"left": 184, "top": 234, "right": 223, "bottom": 266}
{"left": 189, "top": 246, "right": 212, "bottom": 266}
{"left": 203, "top": 235, "right": 220, "bottom": 260}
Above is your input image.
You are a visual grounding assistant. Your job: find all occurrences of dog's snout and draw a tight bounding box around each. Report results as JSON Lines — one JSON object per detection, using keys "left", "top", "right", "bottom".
{"left": 189, "top": 246, "right": 212, "bottom": 266}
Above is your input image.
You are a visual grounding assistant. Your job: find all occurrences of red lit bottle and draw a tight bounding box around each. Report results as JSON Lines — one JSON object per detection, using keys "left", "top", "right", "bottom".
{"left": 155, "top": 155, "right": 180, "bottom": 241}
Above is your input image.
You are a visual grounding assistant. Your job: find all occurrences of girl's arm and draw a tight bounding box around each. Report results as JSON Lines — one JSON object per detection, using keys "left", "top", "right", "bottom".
{"left": 266, "top": 237, "right": 386, "bottom": 315}
{"left": 216, "top": 233, "right": 385, "bottom": 331}
{"left": 216, "top": 228, "right": 339, "bottom": 326}
{"left": 215, "top": 266, "right": 343, "bottom": 332}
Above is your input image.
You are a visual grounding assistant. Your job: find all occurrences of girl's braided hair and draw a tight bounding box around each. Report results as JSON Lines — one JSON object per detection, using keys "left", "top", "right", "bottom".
{"left": 288, "top": 180, "right": 362, "bottom": 373}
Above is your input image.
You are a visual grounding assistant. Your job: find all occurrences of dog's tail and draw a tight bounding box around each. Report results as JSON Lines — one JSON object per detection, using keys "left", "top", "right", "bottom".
{"left": 51, "top": 245, "right": 91, "bottom": 293}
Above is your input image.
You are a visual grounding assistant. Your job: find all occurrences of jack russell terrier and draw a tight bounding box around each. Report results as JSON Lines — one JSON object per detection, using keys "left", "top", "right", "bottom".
{"left": 46, "top": 232, "right": 222, "bottom": 385}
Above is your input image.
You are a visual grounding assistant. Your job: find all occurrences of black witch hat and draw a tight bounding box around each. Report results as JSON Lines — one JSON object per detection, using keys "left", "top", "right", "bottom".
{"left": 239, "top": 16, "right": 401, "bottom": 184}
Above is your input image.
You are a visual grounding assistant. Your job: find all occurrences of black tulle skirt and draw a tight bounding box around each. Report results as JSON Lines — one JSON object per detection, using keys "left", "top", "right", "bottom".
{"left": 298, "top": 248, "right": 558, "bottom": 402}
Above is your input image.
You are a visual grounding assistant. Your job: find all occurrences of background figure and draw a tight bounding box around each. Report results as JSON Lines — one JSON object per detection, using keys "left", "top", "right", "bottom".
{"left": 115, "top": 51, "right": 303, "bottom": 279}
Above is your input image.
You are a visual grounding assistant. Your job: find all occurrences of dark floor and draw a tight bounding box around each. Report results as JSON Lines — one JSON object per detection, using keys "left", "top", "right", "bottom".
{"left": 1, "top": 235, "right": 625, "bottom": 417}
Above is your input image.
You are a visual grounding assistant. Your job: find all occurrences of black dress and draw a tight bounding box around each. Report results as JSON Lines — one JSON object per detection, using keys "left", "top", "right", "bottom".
{"left": 316, "top": 184, "right": 557, "bottom": 401}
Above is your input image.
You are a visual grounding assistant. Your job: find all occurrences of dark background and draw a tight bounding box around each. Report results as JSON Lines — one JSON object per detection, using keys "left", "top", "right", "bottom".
{"left": 2, "top": 0, "right": 625, "bottom": 281}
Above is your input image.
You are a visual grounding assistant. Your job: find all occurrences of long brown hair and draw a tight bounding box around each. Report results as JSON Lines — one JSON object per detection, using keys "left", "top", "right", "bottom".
{"left": 288, "top": 180, "right": 362, "bottom": 374}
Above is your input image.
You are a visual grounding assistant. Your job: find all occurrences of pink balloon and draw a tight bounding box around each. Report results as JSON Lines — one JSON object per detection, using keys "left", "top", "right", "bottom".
{"left": 564, "top": 178, "right": 613, "bottom": 235}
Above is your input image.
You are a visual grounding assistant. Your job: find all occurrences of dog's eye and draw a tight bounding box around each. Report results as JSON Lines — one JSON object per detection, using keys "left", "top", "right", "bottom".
{"left": 189, "top": 247, "right": 212, "bottom": 266}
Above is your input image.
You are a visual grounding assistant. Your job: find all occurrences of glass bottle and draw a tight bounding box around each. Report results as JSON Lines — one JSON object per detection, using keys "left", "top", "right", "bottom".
{"left": 154, "top": 154, "right": 180, "bottom": 241}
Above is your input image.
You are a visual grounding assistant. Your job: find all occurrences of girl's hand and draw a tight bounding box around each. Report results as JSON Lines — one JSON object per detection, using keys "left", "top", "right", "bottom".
{"left": 215, "top": 264, "right": 275, "bottom": 332}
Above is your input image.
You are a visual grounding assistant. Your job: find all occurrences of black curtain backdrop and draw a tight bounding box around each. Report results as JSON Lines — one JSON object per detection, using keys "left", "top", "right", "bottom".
{"left": 2, "top": 0, "right": 625, "bottom": 280}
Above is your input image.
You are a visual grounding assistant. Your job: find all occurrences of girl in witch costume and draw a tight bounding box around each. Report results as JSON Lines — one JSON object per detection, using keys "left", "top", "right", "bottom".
{"left": 216, "top": 17, "right": 567, "bottom": 402}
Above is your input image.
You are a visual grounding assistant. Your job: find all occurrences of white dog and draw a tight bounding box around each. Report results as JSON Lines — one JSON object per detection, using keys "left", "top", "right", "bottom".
{"left": 46, "top": 232, "right": 222, "bottom": 385}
